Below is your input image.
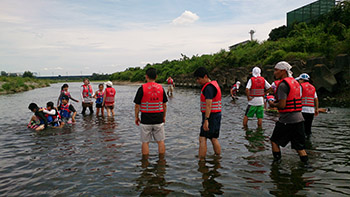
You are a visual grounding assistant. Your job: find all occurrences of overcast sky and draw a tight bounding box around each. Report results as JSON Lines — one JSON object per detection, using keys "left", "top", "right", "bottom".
{"left": 0, "top": 0, "right": 315, "bottom": 76}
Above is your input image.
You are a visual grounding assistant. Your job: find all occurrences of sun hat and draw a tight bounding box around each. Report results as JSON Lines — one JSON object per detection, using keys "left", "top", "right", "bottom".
{"left": 105, "top": 81, "right": 113, "bottom": 87}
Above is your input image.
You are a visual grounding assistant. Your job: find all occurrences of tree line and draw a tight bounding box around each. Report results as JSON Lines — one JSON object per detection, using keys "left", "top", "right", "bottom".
{"left": 109, "top": 1, "right": 350, "bottom": 83}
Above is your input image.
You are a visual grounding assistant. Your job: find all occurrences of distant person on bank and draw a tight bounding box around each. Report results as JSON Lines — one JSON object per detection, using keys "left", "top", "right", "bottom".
{"left": 268, "top": 61, "right": 309, "bottom": 165}
{"left": 194, "top": 67, "right": 222, "bottom": 160}
{"left": 134, "top": 68, "right": 168, "bottom": 157}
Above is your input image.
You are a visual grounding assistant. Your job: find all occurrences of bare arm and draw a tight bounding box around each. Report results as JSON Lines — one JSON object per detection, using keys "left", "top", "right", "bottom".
{"left": 314, "top": 97, "right": 319, "bottom": 116}
{"left": 203, "top": 99, "right": 212, "bottom": 131}
{"left": 245, "top": 88, "right": 252, "bottom": 101}
{"left": 163, "top": 102, "right": 167, "bottom": 123}
{"left": 269, "top": 99, "right": 286, "bottom": 109}
{"left": 135, "top": 104, "right": 140, "bottom": 126}
{"left": 71, "top": 112, "right": 77, "bottom": 122}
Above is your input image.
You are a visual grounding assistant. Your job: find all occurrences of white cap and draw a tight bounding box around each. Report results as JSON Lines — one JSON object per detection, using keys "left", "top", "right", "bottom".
{"left": 295, "top": 73, "right": 310, "bottom": 81}
{"left": 105, "top": 81, "right": 113, "bottom": 87}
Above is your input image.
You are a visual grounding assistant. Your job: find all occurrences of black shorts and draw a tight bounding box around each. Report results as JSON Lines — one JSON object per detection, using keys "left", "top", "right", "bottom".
{"left": 270, "top": 121, "right": 305, "bottom": 150}
{"left": 96, "top": 103, "right": 103, "bottom": 108}
{"left": 105, "top": 105, "right": 114, "bottom": 109}
{"left": 200, "top": 112, "right": 221, "bottom": 139}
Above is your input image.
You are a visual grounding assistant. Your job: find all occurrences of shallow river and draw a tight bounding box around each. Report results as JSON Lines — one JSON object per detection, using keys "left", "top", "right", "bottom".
{"left": 0, "top": 82, "right": 349, "bottom": 196}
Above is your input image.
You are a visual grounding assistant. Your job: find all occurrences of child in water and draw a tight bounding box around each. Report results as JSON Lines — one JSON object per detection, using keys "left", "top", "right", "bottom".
{"left": 57, "top": 84, "right": 79, "bottom": 106}
{"left": 58, "top": 95, "right": 77, "bottom": 124}
{"left": 93, "top": 84, "right": 105, "bottom": 116}
{"left": 42, "top": 101, "right": 64, "bottom": 128}
{"left": 28, "top": 103, "right": 48, "bottom": 131}
{"left": 103, "top": 81, "right": 116, "bottom": 117}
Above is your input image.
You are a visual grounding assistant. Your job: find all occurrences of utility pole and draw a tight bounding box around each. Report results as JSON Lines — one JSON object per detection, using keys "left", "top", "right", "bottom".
{"left": 249, "top": 30, "right": 255, "bottom": 41}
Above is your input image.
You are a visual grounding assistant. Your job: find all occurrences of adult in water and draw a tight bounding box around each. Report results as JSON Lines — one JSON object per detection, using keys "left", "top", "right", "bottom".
{"left": 81, "top": 78, "right": 94, "bottom": 115}
{"left": 296, "top": 73, "right": 319, "bottom": 139}
{"left": 268, "top": 61, "right": 309, "bottom": 166}
{"left": 28, "top": 103, "right": 48, "bottom": 131}
{"left": 134, "top": 67, "right": 168, "bottom": 158}
{"left": 194, "top": 67, "right": 222, "bottom": 160}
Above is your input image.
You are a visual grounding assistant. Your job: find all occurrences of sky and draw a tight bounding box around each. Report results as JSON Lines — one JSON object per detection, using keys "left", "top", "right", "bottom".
{"left": 0, "top": 0, "right": 316, "bottom": 76}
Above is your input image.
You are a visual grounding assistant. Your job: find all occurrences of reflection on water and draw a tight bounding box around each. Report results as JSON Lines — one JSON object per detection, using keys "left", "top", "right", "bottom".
{"left": 0, "top": 83, "right": 350, "bottom": 196}
{"left": 198, "top": 156, "right": 223, "bottom": 196}
{"left": 136, "top": 155, "right": 173, "bottom": 196}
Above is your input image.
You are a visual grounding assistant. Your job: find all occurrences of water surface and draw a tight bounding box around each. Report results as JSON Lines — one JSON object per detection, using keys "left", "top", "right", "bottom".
{"left": 0, "top": 82, "right": 349, "bottom": 196}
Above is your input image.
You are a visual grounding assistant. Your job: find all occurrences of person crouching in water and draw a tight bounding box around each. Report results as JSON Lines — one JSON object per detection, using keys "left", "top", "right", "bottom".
{"left": 194, "top": 67, "right": 222, "bottom": 160}
{"left": 94, "top": 84, "right": 105, "bottom": 116}
{"left": 28, "top": 103, "right": 48, "bottom": 131}
{"left": 81, "top": 78, "right": 94, "bottom": 115}
{"left": 268, "top": 61, "right": 309, "bottom": 166}
{"left": 134, "top": 68, "right": 168, "bottom": 158}
{"left": 58, "top": 95, "right": 77, "bottom": 124}
{"left": 103, "top": 81, "right": 116, "bottom": 117}
{"left": 42, "top": 101, "right": 64, "bottom": 128}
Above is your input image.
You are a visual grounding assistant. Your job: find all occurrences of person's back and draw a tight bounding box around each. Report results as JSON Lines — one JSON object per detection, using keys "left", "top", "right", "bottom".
{"left": 134, "top": 68, "right": 168, "bottom": 157}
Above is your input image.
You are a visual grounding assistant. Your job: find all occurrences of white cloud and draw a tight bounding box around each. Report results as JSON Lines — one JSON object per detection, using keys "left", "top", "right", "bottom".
{"left": 172, "top": 10, "right": 199, "bottom": 25}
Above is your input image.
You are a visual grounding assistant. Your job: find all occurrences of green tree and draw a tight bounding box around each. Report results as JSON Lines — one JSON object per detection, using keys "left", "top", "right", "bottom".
{"left": 22, "top": 71, "right": 34, "bottom": 78}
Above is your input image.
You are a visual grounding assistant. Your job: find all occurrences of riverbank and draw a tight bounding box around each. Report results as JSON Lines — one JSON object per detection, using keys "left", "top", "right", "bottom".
{"left": 111, "top": 80, "right": 143, "bottom": 86}
{"left": 0, "top": 77, "right": 53, "bottom": 95}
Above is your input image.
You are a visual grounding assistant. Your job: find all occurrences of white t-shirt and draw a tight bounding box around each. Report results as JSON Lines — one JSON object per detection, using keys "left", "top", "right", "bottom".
{"left": 302, "top": 92, "right": 318, "bottom": 113}
{"left": 246, "top": 78, "right": 271, "bottom": 106}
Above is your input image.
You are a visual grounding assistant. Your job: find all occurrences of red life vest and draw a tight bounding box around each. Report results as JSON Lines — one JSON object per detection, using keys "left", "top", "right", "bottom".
{"left": 82, "top": 84, "right": 93, "bottom": 98}
{"left": 60, "top": 103, "right": 71, "bottom": 118}
{"left": 301, "top": 82, "right": 316, "bottom": 107}
{"left": 232, "top": 84, "right": 238, "bottom": 93}
{"left": 200, "top": 81, "right": 222, "bottom": 113}
{"left": 276, "top": 77, "right": 302, "bottom": 113}
{"left": 250, "top": 76, "right": 265, "bottom": 97}
{"left": 167, "top": 78, "right": 173, "bottom": 85}
{"left": 104, "top": 87, "right": 116, "bottom": 105}
{"left": 273, "top": 80, "right": 281, "bottom": 94}
{"left": 140, "top": 82, "right": 164, "bottom": 113}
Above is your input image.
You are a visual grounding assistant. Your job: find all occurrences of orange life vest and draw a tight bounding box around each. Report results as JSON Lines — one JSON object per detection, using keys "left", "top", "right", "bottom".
{"left": 82, "top": 84, "right": 93, "bottom": 98}
{"left": 104, "top": 87, "right": 116, "bottom": 105}
{"left": 140, "top": 82, "right": 164, "bottom": 113}
{"left": 276, "top": 77, "right": 302, "bottom": 113}
{"left": 301, "top": 82, "right": 316, "bottom": 107}
{"left": 250, "top": 76, "right": 265, "bottom": 97}
{"left": 200, "top": 81, "right": 222, "bottom": 113}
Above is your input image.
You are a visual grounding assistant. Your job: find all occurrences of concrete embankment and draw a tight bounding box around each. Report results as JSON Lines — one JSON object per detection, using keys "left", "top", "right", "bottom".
{"left": 174, "top": 54, "right": 350, "bottom": 107}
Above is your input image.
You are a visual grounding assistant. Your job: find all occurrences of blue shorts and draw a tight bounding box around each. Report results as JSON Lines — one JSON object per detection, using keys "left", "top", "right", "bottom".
{"left": 200, "top": 112, "right": 221, "bottom": 139}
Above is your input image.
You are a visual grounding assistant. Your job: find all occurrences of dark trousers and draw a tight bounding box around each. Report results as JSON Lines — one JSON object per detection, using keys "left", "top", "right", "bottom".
{"left": 82, "top": 103, "right": 94, "bottom": 114}
{"left": 302, "top": 113, "right": 314, "bottom": 136}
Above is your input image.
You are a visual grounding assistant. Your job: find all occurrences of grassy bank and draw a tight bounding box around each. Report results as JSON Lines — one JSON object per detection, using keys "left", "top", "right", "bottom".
{"left": 0, "top": 76, "right": 54, "bottom": 95}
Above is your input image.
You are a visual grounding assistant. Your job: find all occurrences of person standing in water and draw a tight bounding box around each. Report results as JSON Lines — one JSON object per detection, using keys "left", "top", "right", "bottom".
{"left": 166, "top": 76, "right": 175, "bottom": 96}
{"left": 81, "top": 78, "right": 94, "bottom": 115}
{"left": 103, "top": 81, "right": 116, "bottom": 117}
{"left": 57, "top": 84, "right": 79, "bottom": 106}
{"left": 296, "top": 73, "right": 319, "bottom": 139}
{"left": 194, "top": 67, "right": 222, "bottom": 160}
{"left": 93, "top": 84, "right": 105, "bottom": 116}
{"left": 268, "top": 61, "right": 309, "bottom": 166}
{"left": 134, "top": 68, "right": 168, "bottom": 157}
{"left": 243, "top": 67, "right": 271, "bottom": 129}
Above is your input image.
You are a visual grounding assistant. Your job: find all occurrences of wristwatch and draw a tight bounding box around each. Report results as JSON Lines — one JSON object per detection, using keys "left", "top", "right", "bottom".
{"left": 205, "top": 117, "right": 210, "bottom": 120}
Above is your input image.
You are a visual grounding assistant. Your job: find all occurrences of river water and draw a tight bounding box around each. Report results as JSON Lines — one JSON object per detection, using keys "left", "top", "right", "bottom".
{"left": 0, "top": 82, "right": 349, "bottom": 196}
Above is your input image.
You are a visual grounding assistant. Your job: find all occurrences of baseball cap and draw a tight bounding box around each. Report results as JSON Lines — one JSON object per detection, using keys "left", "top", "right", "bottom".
{"left": 295, "top": 73, "right": 310, "bottom": 81}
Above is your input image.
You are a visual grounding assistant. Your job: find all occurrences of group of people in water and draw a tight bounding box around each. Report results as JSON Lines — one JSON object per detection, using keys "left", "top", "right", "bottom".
{"left": 28, "top": 61, "right": 322, "bottom": 166}
{"left": 28, "top": 78, "right": 116, "bottom": 131}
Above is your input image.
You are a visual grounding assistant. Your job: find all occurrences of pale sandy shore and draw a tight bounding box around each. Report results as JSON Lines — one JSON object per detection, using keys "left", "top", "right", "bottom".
{"left": 111, "top": 81, "right": 144, "bottom": 86}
